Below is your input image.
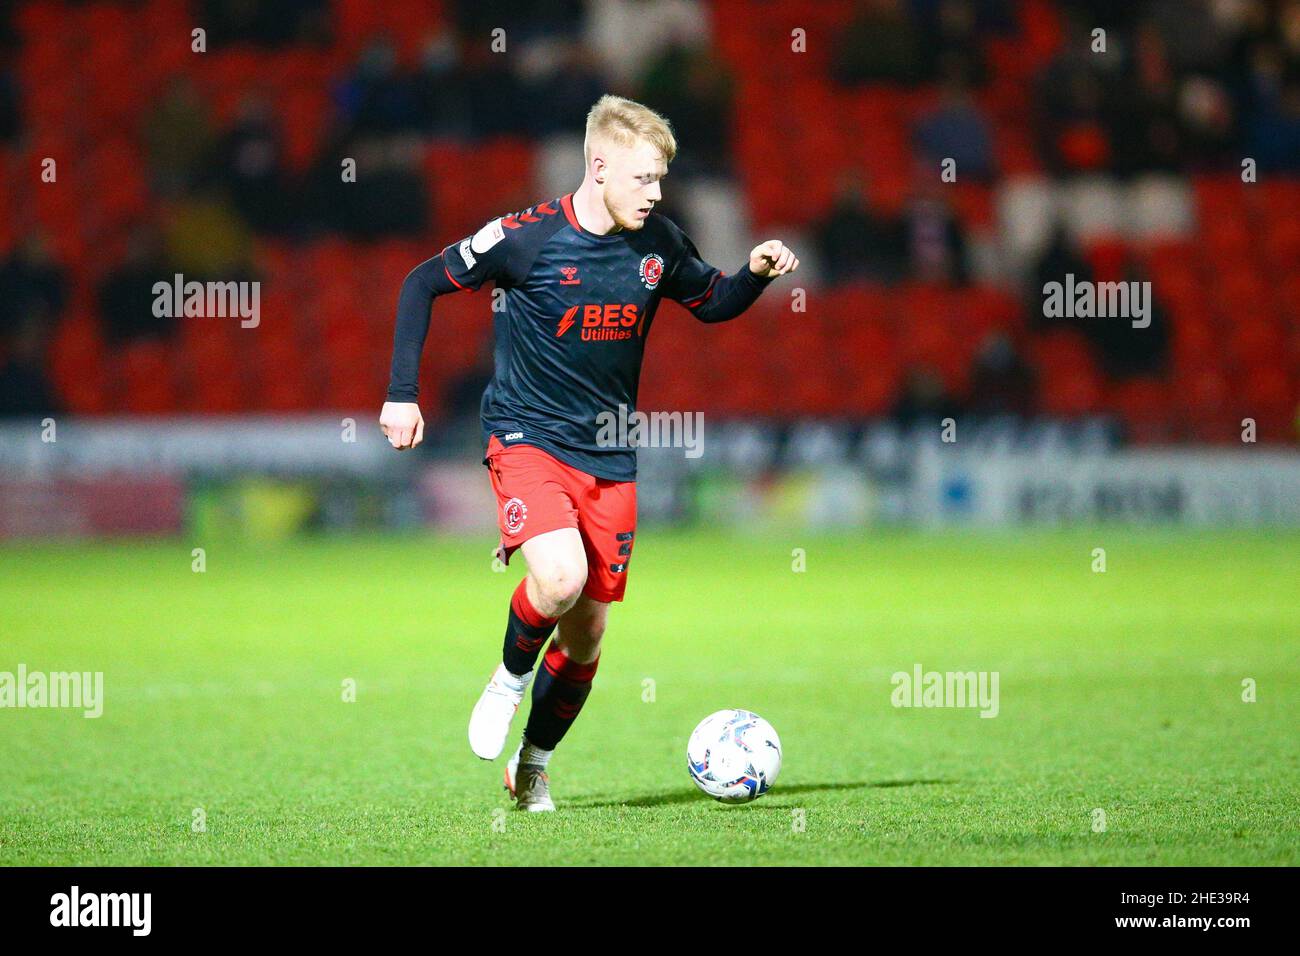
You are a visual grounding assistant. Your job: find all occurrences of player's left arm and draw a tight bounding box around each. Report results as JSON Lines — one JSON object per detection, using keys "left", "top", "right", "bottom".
{"left": 665, "top": 236, "right": 799, "bottom": 324}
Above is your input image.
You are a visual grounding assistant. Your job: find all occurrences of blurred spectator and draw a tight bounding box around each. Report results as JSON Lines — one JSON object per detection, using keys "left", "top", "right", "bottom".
{"left": 1087, "top": 266, "right": 1171, "bottom": 380}
{"left": 1028, "top": 225, "right": 1092, "bottom": 333}
{"left": 1286, "top": 0, "right": 1300, "bottom": 58}
{"left": 1105, "top": 20, "right": 1185, "bottom": 175}
{"left": 639, "top": 43, "right": 734, "bottom": 176}
{"left": 452, "top": 0, "right": 586, "bottom": 45}
{"left": 1038, "top": 66, "right": 1116, "bottom": 174}
{"left": 915, "top": 0, "right": 990, "bottom": 87}
{"left": 459, "top": 40, "right": 530, "bottom": 139}
{"left": 336, "top": 38, "right": 424, "bottom": 138}
{"left": 585, "top": 0, "right": 707, "bottom": 89}
{"left": 299, "top": 128, "right": 352, "bottom": 236}
{"left": 911, "top": 0, "right": 1018, "bottom": 34}
{"left": 813, "top": 172, "right": 905, "bottom": 284}
{"left": 1059, "top": 0, "right": 1142, "bottom": 33}
{"left": 0, "top": 60, "right": 18, "bottom": 143}
{"left": 200, "top": 0, "right": 330, "bottom": 47}
{"left": 0, "top": 317, "right": 60, "bottom": 417}
{"left": 99, "top": 227, "right": 175, "bottom": 345}
{"left": 890, "top": 366, "right": 963, "bottom": 429}
{"left": 1246, "top": 66, "right": 1300, "bottom": 171}
{"left": 1044, "top": 3, "right": 1300, "bottom": 176}
{"left": 215, "top": 95, "right": 292, "bottom": 233}
{"left": 901, "top": 175, "right": 969, "bottom": 284}
{"left": 913, "top": 73, "right": 997, "bottom": 181}
{"left": 413, "top": 32, "right": 476, "bottom": 139}
{"left": 834, "top": 0, "right": 927, "bottom": 85}
{"left": 143, "top": 78, "right": 216, "bottom": 197}
{"left": 0, "top": 4, "right": 16, "bottom": 51}
{"left": 1176, "top": 75, "right": 1237, "bottom": 169}
{"left": 163, "top": 190, "right": 255, "bottom": 277}
{"left": 0, "top": 235, "right": 67, "bottom": 341}
{"left": 967, "top": 332, "right": 1037, "bottom": 416}
{"left": 1148, "top": 0, "right": 1228, "bottom": 74}
{"left": 329, "top": 135, "right": 429, "bottom": 240}
{"left": 526, "top": 41, "right": 609, "bottom": 138}
{"left": 1032, "top": 235, "right": 1170, "bottom": 380}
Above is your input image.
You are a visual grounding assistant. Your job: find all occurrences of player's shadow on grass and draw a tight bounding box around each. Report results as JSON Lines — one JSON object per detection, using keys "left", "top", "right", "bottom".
{"left": 575, "top": 779, "right": 953, "bottom": 809}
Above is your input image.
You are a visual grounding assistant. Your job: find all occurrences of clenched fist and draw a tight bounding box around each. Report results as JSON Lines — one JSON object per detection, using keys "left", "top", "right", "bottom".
{"left": 380, "top": 401, "right": 424, "bottom": 450}
{"left": 749, "top": 239, "right": 800, "bottom": 278}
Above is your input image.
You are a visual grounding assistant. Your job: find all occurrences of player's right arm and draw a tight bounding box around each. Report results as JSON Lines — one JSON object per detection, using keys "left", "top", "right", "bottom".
{"left": 381, "top": 218, "right": 512, "bottom": 450}
{"left": 660, "top": 225, "right": 797, "bottom": 326}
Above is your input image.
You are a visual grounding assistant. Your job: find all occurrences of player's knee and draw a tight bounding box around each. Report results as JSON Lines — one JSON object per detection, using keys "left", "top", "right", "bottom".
{"left": 533, "top": 563, "right": 587, "bottom": 615}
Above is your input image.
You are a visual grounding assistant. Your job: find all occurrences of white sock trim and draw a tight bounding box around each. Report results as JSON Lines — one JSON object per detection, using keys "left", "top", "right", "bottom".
{"left": 496, "top": 663, "right": 533, "bottom": 695}
{"left": 520, "top": 737, "right": 553, "bottom": 769}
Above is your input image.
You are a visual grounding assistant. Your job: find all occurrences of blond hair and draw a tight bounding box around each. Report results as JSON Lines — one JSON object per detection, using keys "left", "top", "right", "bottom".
{"left": 584, "top": 94, "right": 677, "bottom": 166}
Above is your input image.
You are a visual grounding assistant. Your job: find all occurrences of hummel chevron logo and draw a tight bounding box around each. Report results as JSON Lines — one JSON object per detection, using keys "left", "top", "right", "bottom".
{"left": 501, "top": 202, "right": 559, "bottom": 230}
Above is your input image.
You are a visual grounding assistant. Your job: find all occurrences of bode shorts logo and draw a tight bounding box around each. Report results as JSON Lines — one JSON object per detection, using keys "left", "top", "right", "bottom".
{"left": 503, "top": 497, "right": 528, "bottom": 535}
{"left": 639, "top": 253, "right": 664, "bottom": 290}
{"left": 556, "top": 303, "right": 645, "bottom": 341}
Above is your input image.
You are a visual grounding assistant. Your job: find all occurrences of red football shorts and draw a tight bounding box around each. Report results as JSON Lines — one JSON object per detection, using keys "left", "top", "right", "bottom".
{"left": 484, "top": 435, "right": 637, "bottom": 603}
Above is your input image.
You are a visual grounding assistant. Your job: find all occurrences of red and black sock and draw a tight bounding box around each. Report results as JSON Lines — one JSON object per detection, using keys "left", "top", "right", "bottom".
{"left": 502, "top": 579, "right": 558, "bottom": 677}
{"left": 523, "top": 642, "right": 599, "bottom": 751}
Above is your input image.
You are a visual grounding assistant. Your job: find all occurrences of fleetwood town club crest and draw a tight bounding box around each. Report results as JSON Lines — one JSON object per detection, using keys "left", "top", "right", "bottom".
{"left": 503, "top": 497, "right": 528, "bottom": 535}
{"left": 639, "top": 253, "right": 665, "bottom": 290}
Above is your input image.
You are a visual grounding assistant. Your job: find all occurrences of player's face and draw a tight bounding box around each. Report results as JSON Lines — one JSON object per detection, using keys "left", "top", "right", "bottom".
{"left": 601, "top": 139, "right": 667, "bottom": 231}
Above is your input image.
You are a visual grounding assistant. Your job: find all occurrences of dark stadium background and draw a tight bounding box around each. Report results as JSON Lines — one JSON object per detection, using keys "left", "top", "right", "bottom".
{"left": 0, "top": 0, "right": 1298, "bottom": 531}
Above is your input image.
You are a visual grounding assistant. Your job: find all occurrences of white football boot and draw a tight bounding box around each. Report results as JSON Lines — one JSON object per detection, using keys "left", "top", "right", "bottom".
{"left": 504, "top": 745, "right": 555, "bottom": 812}
{"left": 468, "top": 664, "right": 529, "bottom": 760}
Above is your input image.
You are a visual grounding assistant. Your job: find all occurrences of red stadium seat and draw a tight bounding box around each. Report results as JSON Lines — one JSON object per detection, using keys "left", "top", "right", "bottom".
{"left": 1231, "top": 367, "right": 1298, "bottom": 442}
{"left": 1107, "top": 377, "right": 1173, "bottom": 442}
{"left": 49, "top": 313, "right": 110, "bottom": 415}
{"left": 1035, "top": 328, "right": 1102, "bottom": 416}
{"left": 839, "top": 313, "right": 900, "bottom": 415}
{"left": 118, "top": 341, "right": 178, "bottom": 414}
{"left": 1227, "top": 321, "right": 1285, "bottom": 371}
{"left": 1084, "top": 240, "right": 1129, "bottom": 285}
{"left": 1041, "top": 366, "right": 1102, "bottom": 416}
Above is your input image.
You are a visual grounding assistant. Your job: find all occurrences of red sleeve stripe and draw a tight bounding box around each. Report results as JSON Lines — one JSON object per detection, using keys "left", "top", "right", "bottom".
{"left": 681, "top": 274, "right": 720, "bottom": 308}
{"left": 444, "top": 263, "right": 469, "bottom": 291}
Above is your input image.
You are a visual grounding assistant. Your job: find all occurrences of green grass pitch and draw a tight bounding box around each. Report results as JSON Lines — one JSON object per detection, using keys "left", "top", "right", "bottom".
{"left": 1, "top": 529, "right": 1296, "bottom": 866}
